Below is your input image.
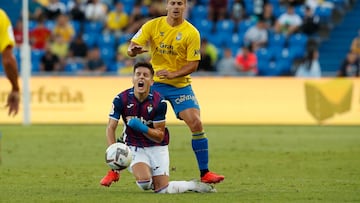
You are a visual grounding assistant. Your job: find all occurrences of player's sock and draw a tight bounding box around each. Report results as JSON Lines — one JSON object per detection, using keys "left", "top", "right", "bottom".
{"left": 155, "top": 181, "right": 195, "bottom": 194}
{"left": 191, "top": 131, "right": 209, "bottom": 175}
{"left": 136, "top": 179, "right": 153, "bottom": 190}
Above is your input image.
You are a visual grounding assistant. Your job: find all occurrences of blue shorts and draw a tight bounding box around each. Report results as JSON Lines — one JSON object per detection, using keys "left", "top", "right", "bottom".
{"left": 151, "top": 83, "right": 200, "bottom": 119}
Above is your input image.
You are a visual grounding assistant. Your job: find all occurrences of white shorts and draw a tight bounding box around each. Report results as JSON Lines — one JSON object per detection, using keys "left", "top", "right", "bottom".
{"left": 128, "top": 145, "right": 169, "bottom": 177}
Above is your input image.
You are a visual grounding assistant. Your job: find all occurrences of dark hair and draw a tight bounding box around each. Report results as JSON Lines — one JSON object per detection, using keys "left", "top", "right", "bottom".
{"left": 133, "top": 62, "right": 154, "bottom": 76}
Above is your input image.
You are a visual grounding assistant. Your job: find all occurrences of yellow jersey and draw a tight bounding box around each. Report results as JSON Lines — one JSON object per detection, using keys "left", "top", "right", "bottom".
{"left": 131, "top": 16, "right": 201, "bottom": 88}
{"left": 0, "top": 9, "right": 15, "bottom": 53}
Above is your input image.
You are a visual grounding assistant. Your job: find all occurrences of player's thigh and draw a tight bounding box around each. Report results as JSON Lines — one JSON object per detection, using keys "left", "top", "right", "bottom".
{"left": 128, "top": 146, "right": 152, "bottom": 180}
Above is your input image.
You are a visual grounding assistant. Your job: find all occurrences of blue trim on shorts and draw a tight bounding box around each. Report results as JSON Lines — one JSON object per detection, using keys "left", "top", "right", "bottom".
{"left": 151, "top": 83, "right": 200, "bottom": 119}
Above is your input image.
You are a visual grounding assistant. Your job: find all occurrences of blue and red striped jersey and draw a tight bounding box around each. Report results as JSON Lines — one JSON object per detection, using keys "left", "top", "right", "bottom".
{"left": 109, "top": 88, "right": 169, "bottom": 147}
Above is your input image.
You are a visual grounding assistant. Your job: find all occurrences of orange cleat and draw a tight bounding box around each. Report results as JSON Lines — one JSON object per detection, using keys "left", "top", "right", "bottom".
{"left": 201, "top": 171, "right": 224, "bottom": 184}
{"left": 100, "top": 170, "right": 120, "bottom": 187}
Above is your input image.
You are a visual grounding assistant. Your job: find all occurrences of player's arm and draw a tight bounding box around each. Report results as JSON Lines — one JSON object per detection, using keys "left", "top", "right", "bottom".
{"left": 3, "top": 46, "right": 19, "bottom": 92}
{"left": 106, "top": 118, "right": 118, "bottom": 146}
{"left": 127, "top": 118, "right": 165, "bottom": 143}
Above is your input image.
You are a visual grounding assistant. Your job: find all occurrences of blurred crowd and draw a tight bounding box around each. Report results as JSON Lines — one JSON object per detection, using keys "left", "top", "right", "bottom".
{"left": 10, "top": 0, "right": 360, "bottom": 76}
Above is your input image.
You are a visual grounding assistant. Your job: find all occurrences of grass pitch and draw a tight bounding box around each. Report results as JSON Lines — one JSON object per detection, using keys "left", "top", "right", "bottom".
{"left": 0, "top": 125, "right": 359, "bottom": 203}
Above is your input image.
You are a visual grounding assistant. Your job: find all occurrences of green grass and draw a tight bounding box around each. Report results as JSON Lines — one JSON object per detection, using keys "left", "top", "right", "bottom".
{"left": 0, "top": 125, "right": 359, "bottom": 202}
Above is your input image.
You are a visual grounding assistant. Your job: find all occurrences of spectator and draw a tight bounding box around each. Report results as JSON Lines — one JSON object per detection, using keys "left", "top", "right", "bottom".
{"left": 294, "top": 48, "right": 321, "bottom": 77}
{"left": 85, "top": 0, "right": 108, "bottom": 22}
{"left": 13, "top": 19, "right": 23, "bottom": 46}
{"left": 201, "top": 39, "right": 218, "bottom": 69}
{"left": 50, "top": 34, "right": 69, "bottom": 69}
{"left": 216, "top": 48, "right": 238, "bottom": 76}
{"left": 261, "top": 2, "right": 276, "bottom": 30}
{"left": 52, "top": 14, "right": 75, "bottom": 44}
{"left": 68, "top": 0, "right": 86, "bottom": 22}
{"left": 350, "top": 29, "right": 360, "bottom": 58}
{"left": 29, "top": 0, "right": 46, "bottom": 21}
{"left": 231, "top": 0, "right": 246, "bottom": 23}
{"left": 253, "top": 0, "right": 267, "bottom": 19}
{"left": 208, "top": 0, "right": 228, "bottom": 21}
{"left": 274, "top": 4, "right": 303, "bottom": 36}
{"left": 197, "top": 40, "right": 215, "bottom": 72}
{"left": 235, "top": 44, "right": 258, "bottom": 76}
{"left": 30, "top": 17, "right": 52, "bottom": 50}
{"left": 45, "top": 0, "right": 67, "bottom": 20}
{"left": 40, "top": 44, "right": 61, "bottom": 72}
{"left": 67, "top": 34, "right": 88, "bottom": 65}
{"left": 82, "top": 47, "right": 106, "bottom": 74}
{"left": 301, "top": 6, "right": 320, "bottom": 36}
{"left": 337, "top": 52, "right": 360, "bottom": 77}
{"left": 105, "top": 1, "right": 129, "bottom": 37}
{"left": 244, "top": 17, "right": 268, "bottom": 51}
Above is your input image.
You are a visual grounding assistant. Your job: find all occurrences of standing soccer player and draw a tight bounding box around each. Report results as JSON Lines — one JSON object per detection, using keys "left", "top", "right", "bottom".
{"left": 0, "top": 9, "right": 20, "bottom": 116}
{"left": 100, "top": 62, "right": 215, "bottom": 193}
{"left": 127, "top": 0, "right": 224, "bottom": 183}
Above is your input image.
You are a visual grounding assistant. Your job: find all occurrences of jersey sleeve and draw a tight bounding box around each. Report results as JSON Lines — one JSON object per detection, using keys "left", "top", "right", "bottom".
{"left": 153, "top": 99, "right": 167, "bottom": 123}
{"left": 187, "top": 29, "right": 201, "bottom": 61}
{"left": 109, "top": 95, "right": 123, "bottom": 121}
{"left": 0, "top": 10, "right": 15, "bottom": 53}
{"left": 131, "top": 20, "right": 151, "bottom": 46}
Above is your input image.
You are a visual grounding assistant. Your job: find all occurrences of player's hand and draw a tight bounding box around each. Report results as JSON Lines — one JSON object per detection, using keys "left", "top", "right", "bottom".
{"left": 127, "top": 118, "right": 149, "bottom": 133}
{"left": 6, "top": 90, "right": 20, "bottom": 116}
{"left": 130, "top": 45, "right": 148, "bottom": 55}
{"left": 156, "top": 69, "right": 177, "bottom": 79}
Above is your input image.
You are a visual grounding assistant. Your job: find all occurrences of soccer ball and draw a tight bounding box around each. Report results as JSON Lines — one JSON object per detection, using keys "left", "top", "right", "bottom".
{"left": 105, "top": 143, "right": 132, "bottom": 170}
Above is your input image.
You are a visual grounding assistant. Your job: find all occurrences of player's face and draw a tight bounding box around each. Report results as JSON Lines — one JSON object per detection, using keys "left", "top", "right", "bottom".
{"left": 133, "top": 67, "right": 154, "bottom": 94}
{"left": 166, "top": 0, "right": 186, "bottom": 19}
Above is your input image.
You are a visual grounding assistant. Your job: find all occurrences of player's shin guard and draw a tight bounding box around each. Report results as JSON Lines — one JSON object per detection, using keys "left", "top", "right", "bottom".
{"left": 191, "top": 132, "right": 209, "bottom": 172}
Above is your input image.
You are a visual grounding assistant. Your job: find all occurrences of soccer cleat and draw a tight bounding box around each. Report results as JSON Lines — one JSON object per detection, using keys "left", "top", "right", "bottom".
{"left": 190, "top": 180, "right": 217, "bottom": 193}
{"left": 100, "top": 170, "right": 120, "bottom": 187}
{"left": 201, "top": 171, "right": 225, "bottom": 184}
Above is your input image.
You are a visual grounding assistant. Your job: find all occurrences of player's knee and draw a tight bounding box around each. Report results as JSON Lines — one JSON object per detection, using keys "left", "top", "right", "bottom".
{"left": 188, "top": 118, "right": 203, "bottom": 132}
{"left": 136, "top": 179, "right": 153, "bottom": 190}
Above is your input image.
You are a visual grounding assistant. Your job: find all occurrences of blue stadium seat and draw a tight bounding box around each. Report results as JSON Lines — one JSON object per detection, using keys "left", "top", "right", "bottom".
{"left": 84, "top": 21, "right": 104, "bottom": 33}
{"left": 70, "top": 20, "right": 81, "bottom": 35}
{"left": 29, "top": 20, "right": 37, "bottom": 31}
{"left": 118, "top": 33, "right": 133, "bottom": 45}
{"left": 288, "top": 33, "right": 308, "bottom": 59}
{"left": 255, "top": 47, "right": 274, "bottom": 62}
{"left": 45, "top": 20, "right": 56, "bottom": 30}
{"left": 194, "top": 19, "right": 214, "bottom": 40}
{"left": 64, "top": 62, "right": 84, "bottom": 72}
{"left": 215, "top": 19, "right": 235, "bottom": 34}
{"left": 82, "top": 33, "right": 98, "bottom": 48}
{"left": 267, "top": 33, "right": 287, "bottom": 57}
{"left": 31, "top": 50, "right": 45, "bottom": 72}
{"left": 238, "top": 19, "right": 256, "bottom": 34}
{"left": 191, "top": 5, "right": 209, "bottom": 21}
{"left": 258, "top": 61, "right": 282, "bottom": 76}
{"left": 100, "top": 47, "right": 116, "bottom": 63}
{"left": 226, "top": 32, "right": 244, "bottom": 54}
{"left": 273, "top": 5, "right": 287, "bottom": 18}
{"left": 314, "top": 7, "right": 333, "bottom": 24}
{"left": 97, "top": 33, "right": 116, "bottom": 48}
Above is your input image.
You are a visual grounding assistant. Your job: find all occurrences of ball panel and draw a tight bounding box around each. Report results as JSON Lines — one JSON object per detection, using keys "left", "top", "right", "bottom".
{"left": 105, "top": 143, "right": 132, "bottom": 170}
